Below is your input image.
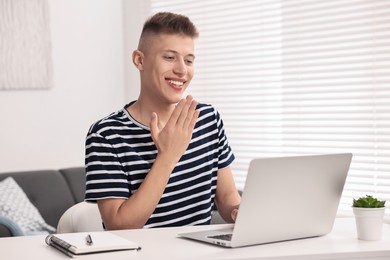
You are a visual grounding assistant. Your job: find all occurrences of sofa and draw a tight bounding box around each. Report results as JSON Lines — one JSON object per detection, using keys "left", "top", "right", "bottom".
{"left": 0, "top": 167, "right": 85, "bottom": 237}
{"left": 0, "top": 167, "right": 227, "bottom": 237}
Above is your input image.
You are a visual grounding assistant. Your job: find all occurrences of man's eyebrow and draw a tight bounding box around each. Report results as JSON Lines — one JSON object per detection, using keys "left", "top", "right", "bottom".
{"left": 163, "top": 49, "right": 195, "bottom": 59}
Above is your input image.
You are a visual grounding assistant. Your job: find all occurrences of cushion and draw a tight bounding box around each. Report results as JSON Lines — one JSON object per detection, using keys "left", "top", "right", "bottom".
{"left": 0, "top": 215, "right": 24, "bottom": 236}
{"left": 0, "top": 177, "right": 55, "bottom": 235}
{"left": 0, "top": 170, "right": 77, "bottom": 227}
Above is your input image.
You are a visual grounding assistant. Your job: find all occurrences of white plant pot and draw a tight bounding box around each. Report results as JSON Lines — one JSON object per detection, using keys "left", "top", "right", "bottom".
{"left": 353, "top": 207, "right": 385, "bottom": 241}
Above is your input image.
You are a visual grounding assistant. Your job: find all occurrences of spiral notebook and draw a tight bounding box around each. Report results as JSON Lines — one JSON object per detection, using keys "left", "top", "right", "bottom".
{"left": 45, "top": 231, "right": 140, "bottom": 257}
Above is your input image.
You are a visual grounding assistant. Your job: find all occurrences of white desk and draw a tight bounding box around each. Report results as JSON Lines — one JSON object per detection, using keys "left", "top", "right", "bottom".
{"left": 2, "top": 218, "right": 390, "bottom": 260}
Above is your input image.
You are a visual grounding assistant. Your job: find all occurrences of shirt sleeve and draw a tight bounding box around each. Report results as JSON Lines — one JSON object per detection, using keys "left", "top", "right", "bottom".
{"left": 215, "top": 109, "right": 235, "bottom": 169}
{"left": 84, "top": 129, "right": 130, "bottom": 202}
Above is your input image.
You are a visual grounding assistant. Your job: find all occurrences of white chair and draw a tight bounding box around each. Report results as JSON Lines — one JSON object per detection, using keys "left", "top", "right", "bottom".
{"left": 56, "top": 201, "right": 104, "bottom": 233}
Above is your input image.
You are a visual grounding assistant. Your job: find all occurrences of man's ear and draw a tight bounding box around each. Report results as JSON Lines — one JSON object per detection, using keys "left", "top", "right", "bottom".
{"left": 132, "top": 50, "right": 144, "bottom": 70}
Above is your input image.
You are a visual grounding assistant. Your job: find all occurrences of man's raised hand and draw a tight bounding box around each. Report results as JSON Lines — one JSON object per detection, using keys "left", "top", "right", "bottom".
{"left": 150, "top": 95, "right": 200, "bottom": 165}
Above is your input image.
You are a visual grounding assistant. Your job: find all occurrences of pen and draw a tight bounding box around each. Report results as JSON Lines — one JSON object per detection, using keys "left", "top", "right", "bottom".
{"left": 85, "top": 234, "right": 93, "bottom": 246}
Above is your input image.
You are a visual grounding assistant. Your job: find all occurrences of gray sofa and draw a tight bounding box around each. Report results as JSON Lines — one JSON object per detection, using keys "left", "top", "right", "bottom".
{"left": 0, "top": 167, "right": 227, "bottom": 237}
{"left": 0, "top": 167, "right": 85, "bottom": 237}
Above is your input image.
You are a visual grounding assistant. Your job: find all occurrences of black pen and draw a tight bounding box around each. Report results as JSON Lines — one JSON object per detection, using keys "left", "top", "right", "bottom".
{"left": 85, "top": 234, "right": 93, "bottom": 246}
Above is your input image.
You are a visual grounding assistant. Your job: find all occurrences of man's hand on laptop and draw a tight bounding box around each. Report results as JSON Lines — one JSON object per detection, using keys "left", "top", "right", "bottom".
{"left": 231, "top": 208, "right": 239, "bottom": 222}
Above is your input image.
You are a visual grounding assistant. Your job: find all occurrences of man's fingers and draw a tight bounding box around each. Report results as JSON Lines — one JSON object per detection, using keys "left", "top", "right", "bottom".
{"left": 167, "top": 98, "right": 186, "bottom": 126}
{"left": 149, "top": 96, "right": 198, "bottom": 162}
{"left": 183, "top": 100, "right": 199, "bottom": 129}
{"left": 177, "top": 95, "right": 197, "bottom": 128}
{"left": 188, "top": 109, "right": 200, "bottom": 130}
{"left": 231, "top": 208, "right": 239, "bottom": 222}
{"left": 149, "top": 112, "right": 159, "bottom": 141}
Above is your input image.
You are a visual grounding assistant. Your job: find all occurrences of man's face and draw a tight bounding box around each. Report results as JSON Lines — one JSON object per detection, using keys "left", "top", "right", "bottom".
{"left": 139, "top": 33, "right": 195, "bottom": 105}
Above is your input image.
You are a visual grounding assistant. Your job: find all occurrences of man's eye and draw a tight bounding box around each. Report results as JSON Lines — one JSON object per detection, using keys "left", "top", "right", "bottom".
{"left": 164, "top": 56, "right": 175, "bottom": 61}
{"left": 185, "top": 59, "right": 194, "bottom": 65}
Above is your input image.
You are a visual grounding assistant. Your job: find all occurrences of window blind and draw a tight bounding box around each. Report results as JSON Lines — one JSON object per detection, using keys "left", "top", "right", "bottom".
{"left": 146, "top": 0, "right": 390, "bottom": 215}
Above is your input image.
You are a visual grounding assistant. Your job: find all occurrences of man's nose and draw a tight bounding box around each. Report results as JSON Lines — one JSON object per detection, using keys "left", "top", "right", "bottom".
{"left": 173, "top": 59, "right": 187, "bottom": 76}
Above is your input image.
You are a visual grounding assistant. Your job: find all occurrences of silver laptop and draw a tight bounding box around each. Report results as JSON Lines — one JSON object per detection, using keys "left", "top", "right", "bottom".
{"left": 179, "top": 153, "right": 352, "bottom": 248}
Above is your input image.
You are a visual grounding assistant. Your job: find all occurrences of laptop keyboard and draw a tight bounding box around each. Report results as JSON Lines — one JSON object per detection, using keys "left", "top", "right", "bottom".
{"left": 207, "top": 233, "right": 233, "bottom": 241}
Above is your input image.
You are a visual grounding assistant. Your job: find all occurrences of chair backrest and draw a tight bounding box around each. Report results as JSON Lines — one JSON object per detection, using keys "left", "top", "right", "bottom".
{"left": 56, "top": 202, "right": 104, "bottom": 233}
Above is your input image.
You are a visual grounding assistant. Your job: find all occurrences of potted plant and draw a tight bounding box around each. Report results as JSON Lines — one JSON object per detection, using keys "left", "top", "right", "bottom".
{"left": 352, "top": 195, "right": 386, "bottom": 240}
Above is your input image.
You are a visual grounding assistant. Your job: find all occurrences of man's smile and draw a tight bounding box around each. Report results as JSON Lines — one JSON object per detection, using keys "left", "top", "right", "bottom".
{"left": 166, "top": 79, "right": 185, "bottom": 89}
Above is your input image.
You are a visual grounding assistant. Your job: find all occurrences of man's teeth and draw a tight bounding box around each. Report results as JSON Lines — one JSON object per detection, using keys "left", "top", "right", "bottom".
{"left": 168, "top": 80, "right": 184, "bottom": 86}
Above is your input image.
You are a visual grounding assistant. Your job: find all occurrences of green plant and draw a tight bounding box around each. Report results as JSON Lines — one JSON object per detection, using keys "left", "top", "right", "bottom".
{"left": 353, "top": 195, "right": 386, "bottom": 208}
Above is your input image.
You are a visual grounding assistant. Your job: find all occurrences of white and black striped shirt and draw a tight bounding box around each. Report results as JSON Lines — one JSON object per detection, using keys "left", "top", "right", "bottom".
{"left": 85, "top": 102, "right": 234, "bottom": 228}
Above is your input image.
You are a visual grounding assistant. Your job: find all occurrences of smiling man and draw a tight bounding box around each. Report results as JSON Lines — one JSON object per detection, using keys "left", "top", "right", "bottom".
{"left": 84, "top": 12, "right": 240, "bottom": 230}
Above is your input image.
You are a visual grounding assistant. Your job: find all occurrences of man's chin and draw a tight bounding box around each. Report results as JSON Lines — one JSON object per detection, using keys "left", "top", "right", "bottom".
{"left": 169, "top": 95, "right": 185, "bottom": 104}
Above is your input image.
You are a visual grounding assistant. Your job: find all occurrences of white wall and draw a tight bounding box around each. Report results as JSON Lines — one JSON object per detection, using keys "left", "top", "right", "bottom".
{"left": 123, "top": 0, "right": 148, "bottom": 101}
{"left": 0, "top": 0, "right": 128, "bottom": 172}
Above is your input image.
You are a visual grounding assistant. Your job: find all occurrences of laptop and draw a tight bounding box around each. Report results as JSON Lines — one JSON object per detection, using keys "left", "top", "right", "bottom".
{"left": 179, "top": 153, "right": 352, "bottom": 248}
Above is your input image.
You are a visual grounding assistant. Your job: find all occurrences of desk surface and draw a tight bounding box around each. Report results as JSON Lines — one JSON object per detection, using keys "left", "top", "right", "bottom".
{"left": 2, "top": 218, "right": 390, "bottom": 260}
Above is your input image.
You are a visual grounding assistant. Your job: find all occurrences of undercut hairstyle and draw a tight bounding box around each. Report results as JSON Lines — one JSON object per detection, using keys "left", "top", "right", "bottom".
{"left": 138, "top": 12, "right": 199, "bottom": 50}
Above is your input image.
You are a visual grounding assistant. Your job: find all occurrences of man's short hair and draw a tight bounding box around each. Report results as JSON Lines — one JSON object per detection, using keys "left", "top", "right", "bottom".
{"left": 138, "top": 12, "right": 199, "bottom": 50}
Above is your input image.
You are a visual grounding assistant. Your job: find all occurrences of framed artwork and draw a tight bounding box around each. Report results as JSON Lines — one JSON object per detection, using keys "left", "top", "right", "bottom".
{"left": 0, "top": 0, "right": 53, "bottom": 90}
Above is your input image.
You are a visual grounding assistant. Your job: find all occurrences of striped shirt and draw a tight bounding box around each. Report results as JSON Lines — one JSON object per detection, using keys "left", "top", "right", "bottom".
{"left": 85, "top": 102, "right": 234, "bottom": 228}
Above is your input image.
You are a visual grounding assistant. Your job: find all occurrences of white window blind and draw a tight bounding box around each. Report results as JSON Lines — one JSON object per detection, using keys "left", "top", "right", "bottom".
{"left": 147, "top": 0, "right": 390, "bottom": 215}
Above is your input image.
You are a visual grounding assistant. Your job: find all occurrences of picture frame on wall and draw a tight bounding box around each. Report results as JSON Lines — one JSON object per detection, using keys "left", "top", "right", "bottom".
{"left": 0, "top": 0, "right": 53, "bottom": 90}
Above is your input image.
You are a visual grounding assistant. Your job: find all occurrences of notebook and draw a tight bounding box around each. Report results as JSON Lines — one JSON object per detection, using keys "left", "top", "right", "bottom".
{"left": 179, "top": 153, "right": 353, "bottom": 248}
{"left": 45, "top": 231, "right": 140, "bottom": 257}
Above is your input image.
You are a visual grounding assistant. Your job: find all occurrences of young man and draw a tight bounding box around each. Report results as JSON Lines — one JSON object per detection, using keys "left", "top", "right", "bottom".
{"left": 85, "top": 12, "right": 240, "bottom": 230}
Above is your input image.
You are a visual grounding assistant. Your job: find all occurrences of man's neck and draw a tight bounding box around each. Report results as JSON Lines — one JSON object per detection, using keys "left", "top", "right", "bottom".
{"left": 127, "top": 98, "right": 175, "bottom": 128}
